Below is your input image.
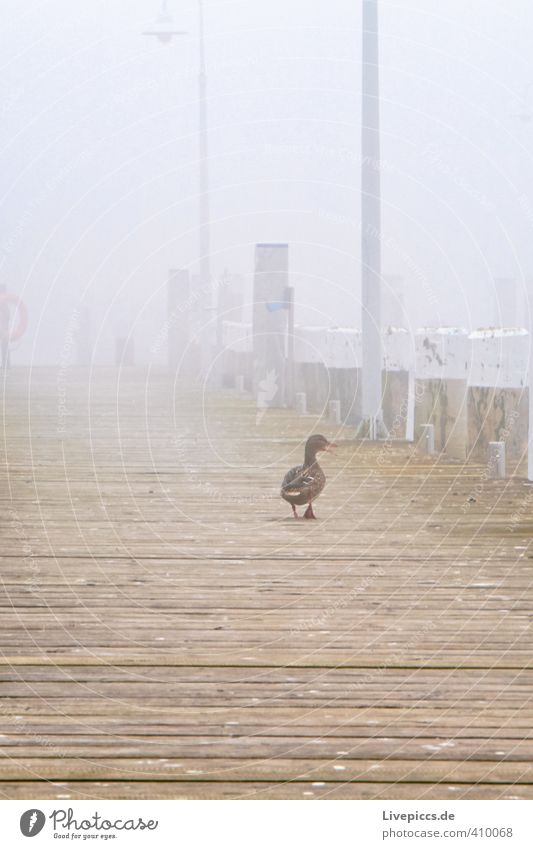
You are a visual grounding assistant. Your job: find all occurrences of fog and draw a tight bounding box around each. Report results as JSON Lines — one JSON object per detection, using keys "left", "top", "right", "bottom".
{"left": 1, "top": 0, "right": 533, "bottom": 365}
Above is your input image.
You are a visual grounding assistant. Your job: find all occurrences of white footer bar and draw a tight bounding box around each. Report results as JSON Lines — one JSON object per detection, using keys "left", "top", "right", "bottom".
{"left": 3, "top": 799, "right": 533, "bottom": 848}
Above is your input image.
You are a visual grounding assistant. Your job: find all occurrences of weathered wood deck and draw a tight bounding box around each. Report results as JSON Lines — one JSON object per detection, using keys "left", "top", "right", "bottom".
{"left": 1, "top": 367, "right": 533, "bottom": 800}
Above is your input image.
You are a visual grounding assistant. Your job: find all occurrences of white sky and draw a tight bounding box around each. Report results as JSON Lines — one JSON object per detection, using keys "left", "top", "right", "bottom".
{"left": 1, "top": 0, "right": 533, "bottom": 362}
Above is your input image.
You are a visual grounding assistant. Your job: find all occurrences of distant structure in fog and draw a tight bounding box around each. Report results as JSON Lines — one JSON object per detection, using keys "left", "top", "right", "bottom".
{"left": 115, "top": 337, "right": 135, "bottom": 367}
{"left": 252, "top": 243, "right": 289, "bottom": 408}
{"left": 0, "top": 286, "right": 11, "bottom": 369}
{"left": 361, "top": 0, "right": 383, "bottom": 437}
{"left": 167, "top": 268, "right": 190, "bottom": 371}
{"left": 76, "top": 306, "right": 93, "bottom": 366}
{"left": 0, "top": 288, "right": 29, "bottom": 368}
{"left": 218, "top": 272, "right": 244, "bottom": 325}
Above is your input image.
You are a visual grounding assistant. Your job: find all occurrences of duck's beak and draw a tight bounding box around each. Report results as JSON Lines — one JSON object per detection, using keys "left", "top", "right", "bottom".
{"left": 325, "top": 442, "right": 337, "bottom": 451}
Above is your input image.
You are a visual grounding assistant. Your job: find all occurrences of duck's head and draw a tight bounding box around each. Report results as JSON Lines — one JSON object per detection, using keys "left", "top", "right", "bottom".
{"left": 305, "top": 433, "right": 336, "bottom": 460}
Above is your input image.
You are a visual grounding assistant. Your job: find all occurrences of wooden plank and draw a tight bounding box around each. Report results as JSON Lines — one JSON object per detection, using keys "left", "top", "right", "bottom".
{"left": 2, "top": 737, "right": 533, "bottom": 761}
{"left": 0, "top": 782, "right": 531, "bottom": 801}
{"left": 1, "top": 757, "right": 533, "bottom": 783}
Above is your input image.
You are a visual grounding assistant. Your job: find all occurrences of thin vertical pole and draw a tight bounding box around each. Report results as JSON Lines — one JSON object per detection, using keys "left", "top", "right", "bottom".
{"left": 198, "top": 0, "right": 210, "bottom": 286}
{"left": 198, "top": 0, "right": 212, "bottom": 371}
{"left": 361, "top": 0, "right": 383, "bottom": 437}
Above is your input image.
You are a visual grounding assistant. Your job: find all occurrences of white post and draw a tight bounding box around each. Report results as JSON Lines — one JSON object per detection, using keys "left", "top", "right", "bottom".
{"left": 235, "top": 375, "right": 245, "bottom": 393}
{"left": 361, "top": 0, "right": 383, "bottom": 437}
{"left": 405, "top": 369, "right": 415, "bottom": 442}
{"left": 529, "top": 351, "right": 533, "bottom": 481}
{"left": 295, "top": 392, "right": 307, "bottom": 415}
{"left": 328, "top": 400, "right": 341, "bottom": 425}
{"left": 488, "top": 441, "right": 506, "bottom": 479}
{"left": 420, "top": 423, "right": 435, "bottom": 455}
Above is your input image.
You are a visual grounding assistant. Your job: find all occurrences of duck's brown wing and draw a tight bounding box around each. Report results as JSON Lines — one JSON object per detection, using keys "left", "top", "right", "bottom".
{"left": 281, "top": 464, "right": 303, "bottom": 495}
{"left": 281, "top": 464, "right": 316, "bottom": 497}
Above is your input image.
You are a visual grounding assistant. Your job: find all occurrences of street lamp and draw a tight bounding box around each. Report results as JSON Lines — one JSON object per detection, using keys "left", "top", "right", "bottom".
{"left": 142, "top": 1, "right": 187, "bottom": 42}
{"left": 144, "top": 0, "right": 212, "bottom": 346}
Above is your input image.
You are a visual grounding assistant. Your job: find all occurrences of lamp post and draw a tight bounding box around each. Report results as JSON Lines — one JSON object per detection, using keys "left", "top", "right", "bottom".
{"left": 361, "top": 0, "right": 383, "bottom": 438}
{"left": 197, "top": 0, "right": 210, "bottom": 314}
{"left": 144, "top": 1, "right": 212, "bottom": 354}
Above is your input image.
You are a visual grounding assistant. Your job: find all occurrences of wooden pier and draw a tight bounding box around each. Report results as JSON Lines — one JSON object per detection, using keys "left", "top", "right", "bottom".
{"left": 1, "top": 367, "right": 533, "bottom": 800}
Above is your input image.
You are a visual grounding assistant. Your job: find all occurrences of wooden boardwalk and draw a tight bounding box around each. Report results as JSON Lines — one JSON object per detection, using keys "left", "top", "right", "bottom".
{"left": 1, "top": 367, "right": 533, "bottom": 800}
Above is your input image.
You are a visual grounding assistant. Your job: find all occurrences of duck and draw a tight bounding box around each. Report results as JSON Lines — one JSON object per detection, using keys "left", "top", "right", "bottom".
{"left": 281, "top": 434, "right": 336, "bottom": 519}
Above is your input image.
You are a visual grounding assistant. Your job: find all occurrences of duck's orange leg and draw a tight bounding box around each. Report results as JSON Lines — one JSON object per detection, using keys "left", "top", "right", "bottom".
{"left": 303, "top": 502, "right": 316, "bottom": 519}
{"left": 291, "top": 504, "right": 299, "bottom": 519}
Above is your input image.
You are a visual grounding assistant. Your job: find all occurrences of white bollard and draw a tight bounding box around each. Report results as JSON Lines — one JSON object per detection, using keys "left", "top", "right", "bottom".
{"left": 235, "top": 375, "right": 245, "bottom": 393}
{"left": 488, "top": 441, "right": 506, "bottom": 479}
{"left": 295, "top": 392, "right": 307, "bottom": 415}
{"left": 420, "top": 423, "right": 435, "bottom": 455}
{"left": 328, "top": 400, "right": 341, "bottom": 425}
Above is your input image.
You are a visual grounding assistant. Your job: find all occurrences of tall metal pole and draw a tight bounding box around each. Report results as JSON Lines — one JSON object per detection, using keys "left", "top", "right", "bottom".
{"left": 361, "top": 0, "right": 383, "bottom": 438}
{"left": 197, "top": 0, "right": 214, "bottom": 381}
{"left": 198, "top": 0, "right": 211, "bottom": 313}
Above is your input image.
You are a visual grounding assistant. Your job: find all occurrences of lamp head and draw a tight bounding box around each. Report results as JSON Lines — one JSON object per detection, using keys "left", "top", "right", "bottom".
{"left": 143, "top": 1, "right": 187, "bottom": 44}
